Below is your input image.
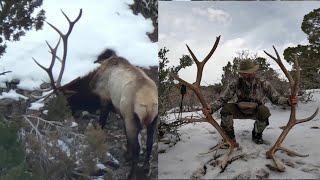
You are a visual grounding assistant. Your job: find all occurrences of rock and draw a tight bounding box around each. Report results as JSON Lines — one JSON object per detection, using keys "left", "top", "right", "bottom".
{"left": 15, "top": 89, "right": 24, "bottom": 95}
{"left": 5, "top": 79, "right": 20, "bottom": 90}
{"left": 82, "top": 111, "right": 90, "bottom": 118}
{"left": 279, "top": 126, "right": 286, "bottom": 130}
{"left": 0, "top": 98, "right": 27, "bottom": 118}
{"left": 232, "top": 171, "right": 251, "bottom": 179}
{"left": 255, "top": 168, "right": 269, "bottom": 179}
{"left": 301, "top": 167, "right": 319, "bottom": 173}
{"left": 266, "top": 164, "right": 282, "bottom": 172}
{"left": 191, "top": 165, "right": 207, "bottom": 180}
{"left": 282, "top": 159, "right": 295, "bottom": 168}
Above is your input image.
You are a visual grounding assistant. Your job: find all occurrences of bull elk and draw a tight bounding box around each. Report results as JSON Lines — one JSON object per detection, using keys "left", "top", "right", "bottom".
{"left": 170, "top": 36, "right": 240, "bottom": 171}
{"left": 264, "top": 46, "right": 319, "bottom": 171}
{"left": 33, "top": 9, "right": 158, "bottom": 180}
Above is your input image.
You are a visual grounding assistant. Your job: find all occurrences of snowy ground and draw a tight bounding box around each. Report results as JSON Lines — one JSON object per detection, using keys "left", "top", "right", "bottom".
{"left": 159, "top": 89, "right": 320, "bottom": 179}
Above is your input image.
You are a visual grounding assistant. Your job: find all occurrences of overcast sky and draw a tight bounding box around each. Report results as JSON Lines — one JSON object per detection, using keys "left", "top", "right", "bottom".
{"left": 0, "top": 0, "right": 156, "bottom": 90}
{"left": 159, "top": 1, "right": 320, "bottom": 85}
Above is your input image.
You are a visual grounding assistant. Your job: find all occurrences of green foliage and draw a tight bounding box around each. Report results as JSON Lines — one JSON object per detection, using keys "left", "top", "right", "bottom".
{"left": 79, "top": 126, "right": 108, "bottom": 176}
{"left": 46, "top": 93, "right": 71, "bottom": 122}
{"left": 158, "top": 47, "right": 193, "bottom": 117}
{"left": 0, "top": 0, "right": 46, "bottom": 58}
{"left": 158, "top": 47, "right": 193, "bottom": 139}
{"left": 301, "top": 8, "right": 320, "bottom": 45}
{"left": 208, "top": 83, "right": 224, "bottom": 95}
{"left": 284, "top": 8, "right": 320, "bottom": 89}
{"left": 0, "top": 120, "right": 41, "bottom": 180}
{"left": 129, "top": 0, "right": 157, "bottom": 42}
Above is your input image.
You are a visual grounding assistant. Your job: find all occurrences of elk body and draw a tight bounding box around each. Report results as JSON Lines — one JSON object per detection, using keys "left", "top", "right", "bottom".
{"left": 60, "top": 49, "right": 158, "bottom": 179}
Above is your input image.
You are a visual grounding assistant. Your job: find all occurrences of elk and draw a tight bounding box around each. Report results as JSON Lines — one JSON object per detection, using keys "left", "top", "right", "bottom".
{"left": 170, "top": 36, "right": 240, "bottom": 171}
{"left": 264, "top": 46, "right": 319, "bottom": 171}
{"left": 33, "top": 9, "right": 158, "bottom": 180}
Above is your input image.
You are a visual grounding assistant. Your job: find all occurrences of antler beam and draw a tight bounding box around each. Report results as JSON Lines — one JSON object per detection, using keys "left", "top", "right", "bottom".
{"left": 170, "top": 36, "right": 239, "bottom": 169}
{"left": 33, "top": 9, "right": 82, "bottom": 98}
{"left": 264, "top": 46, "right": 319, "bottom": 171}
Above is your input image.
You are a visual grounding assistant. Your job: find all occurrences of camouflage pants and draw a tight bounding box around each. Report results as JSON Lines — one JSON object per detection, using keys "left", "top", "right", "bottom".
{"left": 220, "top": 103, "right": 271, "bottom": 133}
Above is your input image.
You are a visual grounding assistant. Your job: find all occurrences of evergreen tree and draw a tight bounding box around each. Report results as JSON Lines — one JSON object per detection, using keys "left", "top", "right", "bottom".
{"left": 284, "top": 8, "right": 320, "bottom": 89}
{"left": 0, "top": 0, "right": 46, "bottom": 58}
{"left": 158, "top": 47, "right": 193, "bottom": 139}
{"left": 158, "top": 47, "right": 193, "bottom": 117}
{"left": 220, "top": 51, "right": 288, "bottom": 96}
{"left": 0, "top": 120, "right": 41, "bottom": 179}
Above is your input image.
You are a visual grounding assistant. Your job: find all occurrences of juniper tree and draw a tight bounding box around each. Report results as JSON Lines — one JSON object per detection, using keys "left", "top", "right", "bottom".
{"left": 0, "top": 0, "right": 45, "bottom": 58}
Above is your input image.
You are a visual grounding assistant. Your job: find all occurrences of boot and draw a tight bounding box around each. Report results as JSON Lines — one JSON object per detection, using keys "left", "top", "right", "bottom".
{"left": 252, "top": 129, "right": 264, "bottom": 144}
{"left": 221, "top": 126, "right": 238, "bottom": 148}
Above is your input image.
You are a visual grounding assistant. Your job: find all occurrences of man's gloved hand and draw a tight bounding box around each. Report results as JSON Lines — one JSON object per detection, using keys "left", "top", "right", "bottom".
{"left": 288, "top": 95, "right": 298, "bottom": 106}
{"left": 201, "top": 104, "right": 212, "bottom": 116}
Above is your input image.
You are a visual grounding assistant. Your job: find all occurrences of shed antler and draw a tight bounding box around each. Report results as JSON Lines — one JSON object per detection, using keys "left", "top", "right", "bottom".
{"left": 33, "top": 9, "right": 82, "bottom": 97}
{"left": 170, "top": 36, "right": 239, "bottom": 170}
{"left": 264, "top": 46, "right": 319, "bottom": 171}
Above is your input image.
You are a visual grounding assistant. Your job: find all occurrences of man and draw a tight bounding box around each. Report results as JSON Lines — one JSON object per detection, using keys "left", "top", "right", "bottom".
{"left": 202, "top": 59, "right": 298, "bottom": 144}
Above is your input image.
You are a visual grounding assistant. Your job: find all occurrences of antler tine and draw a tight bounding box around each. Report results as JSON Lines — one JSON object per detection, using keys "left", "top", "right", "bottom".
{"left": 264, "top": 46, "right": 294, "bottom": 86}
{"left": 55, "top": 9, "right": 82, "bottom": 87}
{"left": 203, "top": 35, "right": 221, "bottom": 64}
{"left": 61, "top": 9, "right": 83, "bottom": 37}
{"left": 170, "top": 36, "right": 239, "bottom": 171}
{"left": 33, "top": 57, "right": 58, "bottom": 94}
{"left": 186, "top": 44, "right": 200, "bottom": 65}
{"left": 46, "top": 21, "right": 64, "bottom": 38}
{"left": 296, "top": 107, "right": 319, "bottom": 124}
{"left": 45, "top": 38, "right": 61, "bottom": 69}
{"left": 187, "top": 36, "right": 221, "bottom": 87}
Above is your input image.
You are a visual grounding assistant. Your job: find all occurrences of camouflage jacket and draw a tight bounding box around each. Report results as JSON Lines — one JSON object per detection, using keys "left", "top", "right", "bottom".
{"left": 211, "top": 77, "right": 288, "bottom": 112}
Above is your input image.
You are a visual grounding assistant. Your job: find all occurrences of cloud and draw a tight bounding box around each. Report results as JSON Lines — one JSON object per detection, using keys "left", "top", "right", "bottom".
{"left": 192, "top": 7, "right": 232, "bottom": 25}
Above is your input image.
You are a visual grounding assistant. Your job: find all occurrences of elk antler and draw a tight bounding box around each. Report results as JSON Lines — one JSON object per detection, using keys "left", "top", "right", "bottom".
{"left": 264, "top": 46, "right": 319, "bottom": 171}
{"left": 170, "top": 36, "right": 239, "bottom": 170}
{"left": 33, "top": 9, "right": 82, "bottom": 97}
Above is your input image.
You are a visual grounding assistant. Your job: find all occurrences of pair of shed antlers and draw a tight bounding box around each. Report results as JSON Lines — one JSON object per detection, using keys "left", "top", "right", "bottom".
{"left": 170, "top": 35, "right": 319, "bottom": 171}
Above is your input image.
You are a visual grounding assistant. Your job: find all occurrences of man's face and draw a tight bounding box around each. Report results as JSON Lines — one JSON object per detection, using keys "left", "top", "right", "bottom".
{"left": 240, "top": 72, "right": 256, "bottom": 82}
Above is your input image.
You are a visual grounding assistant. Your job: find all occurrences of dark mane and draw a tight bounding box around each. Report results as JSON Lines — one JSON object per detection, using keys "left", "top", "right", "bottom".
{"left": 94, "top": 49, "right": 117, "bottom": 64}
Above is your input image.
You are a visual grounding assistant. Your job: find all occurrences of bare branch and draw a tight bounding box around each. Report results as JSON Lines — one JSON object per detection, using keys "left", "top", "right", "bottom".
{"left": 0, "top": 71, "right": 12, "bottom": 76}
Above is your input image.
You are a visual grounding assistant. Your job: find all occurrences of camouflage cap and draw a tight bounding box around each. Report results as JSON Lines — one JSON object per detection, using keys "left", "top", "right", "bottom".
{"left": 238, "top": 59, "right": 259, "bottom": 73}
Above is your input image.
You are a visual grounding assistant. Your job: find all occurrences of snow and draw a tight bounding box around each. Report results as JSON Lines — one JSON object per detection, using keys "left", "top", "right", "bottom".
{"left": 96, "top": 163, "right": 107, "bottom": 170}
{"left": 159, "top": 90, "right": 320, "bottom": 179}
{"left": 0, "top": 0, "right": 156, "bottom": 91}
{"left": 107, "top": 152, "right": 120, "bottom": 166}
{"left": 28, "top": 102, "right": 45, "bottom": 110}
{"left": 0, "top": 89, "right": 28, "bottom": 101}
{"left": 71, "top": 121, "right": 78, "bottom": 128}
